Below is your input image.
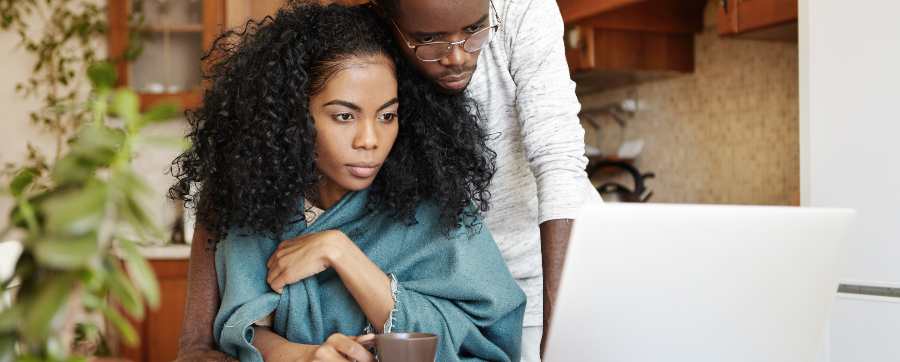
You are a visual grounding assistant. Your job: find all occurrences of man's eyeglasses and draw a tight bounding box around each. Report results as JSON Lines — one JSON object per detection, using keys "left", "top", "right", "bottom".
{"left": 391, "top": 0, "right": 502, "bottom": 62}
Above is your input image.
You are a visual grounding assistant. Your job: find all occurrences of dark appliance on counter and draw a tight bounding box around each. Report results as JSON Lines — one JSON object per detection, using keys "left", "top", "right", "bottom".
{"left": 589, "top": 160, "right": 654, "bottom": 203}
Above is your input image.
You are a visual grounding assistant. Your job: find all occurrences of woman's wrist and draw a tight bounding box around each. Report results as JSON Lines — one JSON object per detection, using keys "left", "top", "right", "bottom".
{"left": 324, "top": 230, "right": 355, "bottom": 270}
{"left": 323, "top": 231, "right": 394, "bottom": 329}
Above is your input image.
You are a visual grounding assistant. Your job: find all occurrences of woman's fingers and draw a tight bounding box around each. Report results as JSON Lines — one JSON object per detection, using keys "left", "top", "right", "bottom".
{"left": 267, "top": 260, "right": 327, "bottom": 293}
{"left": 325, "top": 334, "right": 375, "bottom": 362}
{"left": 268, "top": 234, "right": 308, "bottom": 268}
{"left": 267, "top": 244, "right": 294, "bottom": 269}
{"left": 265, "top": 231, "right": 334, "bottom": 293}
{"left": 266, "top": 268, "right": 287, "bottom": 294}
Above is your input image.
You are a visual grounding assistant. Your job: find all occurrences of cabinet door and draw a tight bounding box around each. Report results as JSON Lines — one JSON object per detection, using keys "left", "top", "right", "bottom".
{"left": 718, "top": 0, "right": 797, "bottom": 36}
{"left": 117, "top": 259, "right": 189, "bottom": 362}
{"left": 106, "top": 0, "right": 224, "bottom": 111}
{"left": 564, "top": 24, "right": 596, "bottom": 73}
{"left": 557, "top": 0, "right": 645, "bottom": 23}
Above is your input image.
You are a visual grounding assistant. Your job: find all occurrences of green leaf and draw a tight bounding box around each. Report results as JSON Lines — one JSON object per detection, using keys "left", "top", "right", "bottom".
{"left": 32, "top": 233, "right": 99, "bottom": 270}
{"left": 21, "top": 273, "right": 76, "bottom": 344}
{"left": 111, "top": 89, "right": 140, "bottom": 126}
{"left": 119, "top": 239, "right": 159, "bottom": 309}
{"left": 79, "top": 267, "right": 104, "bottom": 295}
{"left": 51, "top": 124, "right": 126, "bottom": 186}
{"left": 110, "top": 170, "right": 162, "bottom": 239}
{"left": 40, "top": 181, "right": 107, "bottom": 236}
{"left": 0, "top": 304, "right": 22, "bottom": 332}
{"left": 121, "top": 194, "right": 159, "bottom": 239}
{"left": 104, "top": 257, "right": 144, "bottom": 319}
{"left": 0, "top": 332, "right": 16, "bottom": 362}
{"left": 141, "top": 101, "right": 180, "bottom": 125}
{"left": 81, "top": 291, "right": 102, "bottom": 310}
{"left": 9, "top": 167, "right": 38, "bottom": 197}
{"left": 110, "top": 169, "right": 151, "bottom": 196}
{"left": 68, "top": 124, "right": 126, "bottom": 166}
{"left": 98, "top": 302, "right": 137, "bottom": 347}
{"left": 51, "top": 154, "right": 93, "bottom": 185}
{"left": 16, "top": 196, "right": 41, "bottom": 234}
{"left": 87, "top": 62, "right": 116, "bottom": 89}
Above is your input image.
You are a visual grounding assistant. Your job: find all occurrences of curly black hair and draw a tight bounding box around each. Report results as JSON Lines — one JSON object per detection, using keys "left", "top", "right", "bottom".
{"left": 169, "top": 2, "right": 496, "bottom": 240}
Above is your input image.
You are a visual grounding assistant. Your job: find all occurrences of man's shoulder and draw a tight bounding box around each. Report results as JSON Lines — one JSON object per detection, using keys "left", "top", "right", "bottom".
{"left": 494, "top": 0, "right": 564, "bottom": 48}
{"left": 497, "top": 0, "right": 559, "bottom": 24}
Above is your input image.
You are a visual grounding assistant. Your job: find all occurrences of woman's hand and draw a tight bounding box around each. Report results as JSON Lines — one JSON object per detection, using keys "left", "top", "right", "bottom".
{"left": 308, "top": 334, "right": 375, "bottom": 362}
{"left": 266, "top": 230, "right": 350, "bottom": 293}
{"left": 267, "top": 229, "right": 395, "bottom": 333}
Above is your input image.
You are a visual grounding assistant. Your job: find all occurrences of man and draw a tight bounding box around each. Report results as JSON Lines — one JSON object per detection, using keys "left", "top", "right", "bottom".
{"left": 374, "top": 0, "right": 600, "bottom": 360}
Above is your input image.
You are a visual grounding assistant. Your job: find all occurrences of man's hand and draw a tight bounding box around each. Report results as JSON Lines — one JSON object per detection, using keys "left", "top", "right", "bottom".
{"left": 254, "top": 326, "right": 374, "bottom": 362}
{"left": 266, "top": 230, "right": 349, "bottom": 293}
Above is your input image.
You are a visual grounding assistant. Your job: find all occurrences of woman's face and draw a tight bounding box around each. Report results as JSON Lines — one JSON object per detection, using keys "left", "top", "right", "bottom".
{"left": 309, "top": 54, "right": 399, "bottom": 202}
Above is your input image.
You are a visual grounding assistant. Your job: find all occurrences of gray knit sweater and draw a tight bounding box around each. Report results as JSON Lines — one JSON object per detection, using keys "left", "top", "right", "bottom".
{"left": 466, "top": 0, "right": 602, "bottom": 327}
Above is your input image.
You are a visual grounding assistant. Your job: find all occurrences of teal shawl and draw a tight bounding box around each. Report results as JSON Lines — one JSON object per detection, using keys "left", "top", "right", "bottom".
{"left": 213, "top": 190, "right": 526, "bottom": 361}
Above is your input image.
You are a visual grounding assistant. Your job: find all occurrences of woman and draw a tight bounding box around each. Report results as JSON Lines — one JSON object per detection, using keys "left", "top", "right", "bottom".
{"left": 169, "top": 2, "right": 526, "bottom": 361}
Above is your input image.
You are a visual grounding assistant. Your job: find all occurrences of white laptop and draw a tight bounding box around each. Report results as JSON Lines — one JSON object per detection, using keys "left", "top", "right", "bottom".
{"left": 543, "top": 204, "right": 855, "bottom": 362}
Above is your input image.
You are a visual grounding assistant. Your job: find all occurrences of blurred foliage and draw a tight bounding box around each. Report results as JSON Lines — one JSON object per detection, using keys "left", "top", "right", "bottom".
{"left": 1, "top": 2, "right": 184, "bottom": 360}
{"left": 1, "top": 61, "right": 182, "bottom": 361}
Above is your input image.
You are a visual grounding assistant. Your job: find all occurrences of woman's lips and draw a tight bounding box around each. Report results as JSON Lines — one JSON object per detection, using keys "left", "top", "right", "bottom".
{"left": 346, "top": 164, "right": 380, "bottom": 178}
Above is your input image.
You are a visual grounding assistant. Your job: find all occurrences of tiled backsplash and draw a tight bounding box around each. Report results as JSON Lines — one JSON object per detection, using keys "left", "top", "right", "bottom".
{"left": 578, "top": 1, "right": 799, "bottom": 205}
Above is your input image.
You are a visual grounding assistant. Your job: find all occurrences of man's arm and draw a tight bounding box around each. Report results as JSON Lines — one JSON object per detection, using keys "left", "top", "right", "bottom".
{"left": 506, "top": 0, "right": 593, "bottom": 355}
{"left": 175, "top": 225, "right": 237, "bottom": 362}
{"left": 540, "top": 219, "right": 573, "bottom": 355}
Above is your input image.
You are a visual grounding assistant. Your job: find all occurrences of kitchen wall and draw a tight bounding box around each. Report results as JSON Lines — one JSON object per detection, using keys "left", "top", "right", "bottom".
{"left": 0, "top": 12, "right": 62, "bottom": 235}
{"left": 0, "top": 2, "right": 184, "bottom": 237}
{"left": 578, "top": 0, "right": 800, "bottom": 205}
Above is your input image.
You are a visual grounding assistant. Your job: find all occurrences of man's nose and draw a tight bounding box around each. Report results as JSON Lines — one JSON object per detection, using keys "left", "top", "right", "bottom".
{"left": 440, "top": 43, "right": 467, "bottom": 68}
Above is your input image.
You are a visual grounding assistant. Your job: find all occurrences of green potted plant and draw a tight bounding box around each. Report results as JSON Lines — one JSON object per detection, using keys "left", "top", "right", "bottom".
{"left": 1, "top": 61, "right": 181, "bottom": 362}
{"left": 1, "top": 1, "right": 177, "bottom": 360}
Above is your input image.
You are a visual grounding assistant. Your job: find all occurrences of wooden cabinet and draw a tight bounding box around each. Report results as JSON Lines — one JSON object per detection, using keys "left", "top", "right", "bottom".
{"left": 117, "top": 259, "right": 189, "bottom": 362}
{"left": 559, "top": 0, "right": 706, "bottom": 92}
{"left": 107, "top": 0, "right": 225, "bottom": 111}
{"left": 224, "top": 0, "right": 285, "bottom": 28}
{"left": 717, "top": 0, "right": 798, "bottom": 40}
{"left": 557, "top": 0, "right": 645, "bottom": 23}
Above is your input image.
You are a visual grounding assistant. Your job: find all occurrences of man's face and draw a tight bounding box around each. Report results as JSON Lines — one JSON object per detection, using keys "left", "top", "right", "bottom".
{"left": 389, "top": 0, "right": 490, "bottom": 93}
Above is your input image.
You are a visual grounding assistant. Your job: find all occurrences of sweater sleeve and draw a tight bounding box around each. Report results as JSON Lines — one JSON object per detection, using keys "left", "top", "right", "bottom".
{"left": 507, "top": 0, "right": 592, "bottom": 222}
{"left": 176, "top": 225, "right": 238, "bottom": 362}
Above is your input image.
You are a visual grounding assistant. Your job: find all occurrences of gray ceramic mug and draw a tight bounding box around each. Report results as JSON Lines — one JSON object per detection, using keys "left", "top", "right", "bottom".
{"left": 374, "top": 333, "right": 438, "bottom": 362}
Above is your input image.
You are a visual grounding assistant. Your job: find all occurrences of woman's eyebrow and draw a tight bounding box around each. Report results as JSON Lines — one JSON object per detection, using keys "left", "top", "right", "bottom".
{"left": 377, "top": 98, "right": 399, "bottom": 111}
{"left": 323, "top": 100, "right": 361, "bottom": 111}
